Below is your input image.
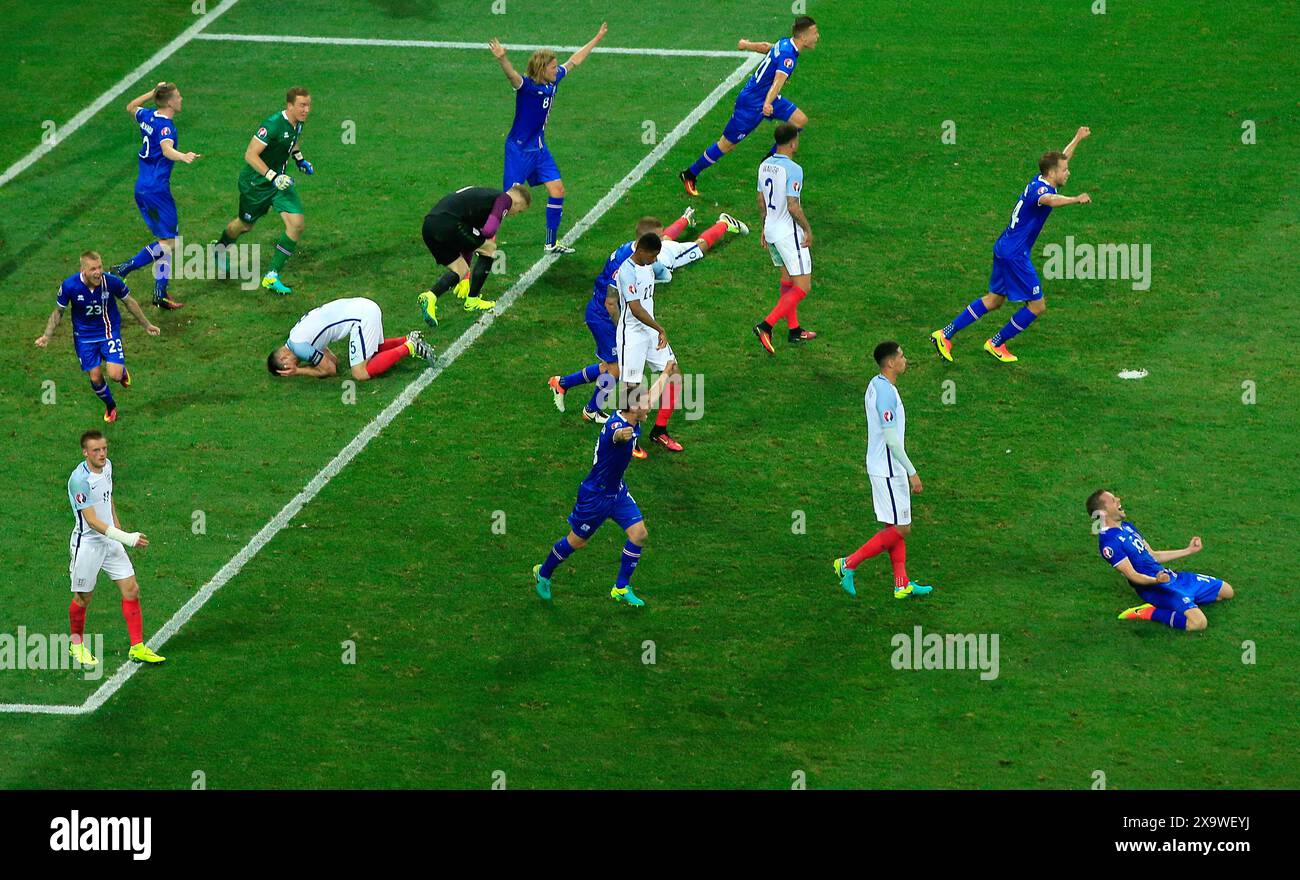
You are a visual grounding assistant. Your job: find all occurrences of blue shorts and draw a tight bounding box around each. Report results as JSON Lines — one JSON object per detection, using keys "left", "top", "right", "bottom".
{"left": 503, "top": 140, "right": 561, "bottom": 189}
{"left": 584, "top": 299, "right": 618, "bottom": 364}
{"left": 989, "top": 252, "right": 1043, "bottom": 302}
{"left": 1139, "top": 571, "right": 1224, "bottom": 611}
{"left": 722, "top": 95, "right": 798, "bottom": 144}
{"left": 134, "top": 188, "right": 178, "bottom": 239}
{"left": 567, "top": 485, "right": 643, "bottom": 539}
{"left": 74, "top": 336, "right": 125, "bottom": 372}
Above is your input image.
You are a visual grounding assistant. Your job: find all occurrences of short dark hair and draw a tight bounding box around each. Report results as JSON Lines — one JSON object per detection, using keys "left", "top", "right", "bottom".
{"left": 792, "top": 15, "right": 816, "bottom": 37}
{"left": 1039, "top": 150, "right": 1067, "bottom": 174}
{"left": 286, "top": 86, "right": 310, "bottom": 105}
{"left": 636, "top": 232, "right": 662, "bottom": 255}
{"left": 1085, "top": 489, "right": 1109, "bottom": 517}
{"left": 873, "top": 340, "right": 900, "bottom": 366}
{"left": 774, "top": 122, "right": 800, "bottom": 146}
{"left": 80, "top": 430, "right": 104, "bottom": 449}
{"left": 267, "top": 350, "right": 285, "bottom": 375}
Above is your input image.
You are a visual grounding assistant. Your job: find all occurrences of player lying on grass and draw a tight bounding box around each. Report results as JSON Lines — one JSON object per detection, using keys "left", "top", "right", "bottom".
{"left": 753, "top": 123, "right": 815, "bottom": 352}
{"left": 66, "top": 431, "right": 165, "bottom": 666}
{"left": 34, "top": 251, "right": 160, "bottom": 423}
{"left": 834, "top": 342, "right": 934, "bottom": 599}
{"left": 489, "top": 22, "right": 607, "bottom": 255}
{"left": 1087, "top": 489, "right": 1234, "bottom": 632}
{"left": 547, "top": 206, "right": 748, "bottom": 427}
{"left": 418, "top": 185, "right": 531, "bottom": 327}
{"left": 267, "top": 297, "right": 436, "bottom": 381}
{"left": 532, "top": 393, "right": 651, "bottom": 607}
{"left": 109, "top": 81, "right": 200, "bottom": 310}
{"left": 680, "top": 15, "right": 820, "bottom": 196}
{"left": 213, "top": 87, "right": 315, "bottom": 295}
{"left": 931, "top": 127, "right": 1092, "bottom": 364}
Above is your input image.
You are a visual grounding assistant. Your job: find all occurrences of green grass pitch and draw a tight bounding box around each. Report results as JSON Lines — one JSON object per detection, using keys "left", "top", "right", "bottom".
{"left": 0, "top": 0, "right": 1296, "bottom": 788}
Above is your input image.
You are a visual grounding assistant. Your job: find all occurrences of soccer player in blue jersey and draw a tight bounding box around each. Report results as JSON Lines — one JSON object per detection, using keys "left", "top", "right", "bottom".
{"left": 34, "top": 252, "right": 160, "bottom": 423}
{"left": 679, "top": 16, "right": 819, "bottom": 197}
{"left": 1087, "top": 489, "right": 1235, "bottom": 632}
{"left": 109, "top": 82, "right": 200, "bottom": 310}
{"left": 489, "top": 23, "right": 607, "bottom": 255}
{"left": 931, "top": 127, "right": 1092, "bottom": 363}
{"left": 532, "top": 398, "right": 651, "bottom": 607}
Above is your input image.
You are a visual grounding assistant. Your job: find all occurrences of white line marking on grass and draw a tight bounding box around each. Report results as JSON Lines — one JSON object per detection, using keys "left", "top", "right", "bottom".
{"left": 0, "top": 53, "right": 758, "bottom": 716}
{"left": 196, "top": 32, "right": 750, "bottom": 58}
{"left": 0, "top": 0, "right": 241, "bottom": 190}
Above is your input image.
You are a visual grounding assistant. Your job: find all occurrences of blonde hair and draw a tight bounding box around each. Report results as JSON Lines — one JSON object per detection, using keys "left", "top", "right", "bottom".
{"left": 80, "top": 250, "right": 102, "bottom": 264}
{"left": 525, "top": 50, "right": 557, "bottom": 81}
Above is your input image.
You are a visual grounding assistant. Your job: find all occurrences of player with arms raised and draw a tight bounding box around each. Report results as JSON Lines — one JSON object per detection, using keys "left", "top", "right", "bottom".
{"left": 833, "top": 342, "right": 934, "bottom": 600}
{"left": 109, "top": 81, "right": 199, "bottom": 310}
{"left": 34, "top": 252, "right": 160, "bottom": 423}
{"left": 489, "top": 23, "right": 607, "bottom": 255}
{"left": 679, "top": 16, "right": 819, "bottom": 196}
{"left": 213, "top": 87, "right": 315, "bottom": 295}
{"left": 752, "top": 123, "right": 815, "bottom": 353}
{"left": 931, "top": 127, "right": 1092, "bottom": 363}
{"left": 1087, "top": 489, "right": 1235, "bottom": 632}
{"left": 66, "top": 431, "right": 165, "bottom": 666}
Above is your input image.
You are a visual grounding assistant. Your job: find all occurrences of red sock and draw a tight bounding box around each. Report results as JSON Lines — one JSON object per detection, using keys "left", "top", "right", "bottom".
{"left": 663, "top": 215, "right": 689, "bottom": 241}
{"left": 699, "top": 220, "right": 727, "bottom": 249}
{"left": 655, "top": 380, "right": 678, "bottom": 428}
{"left": 121, "top": 597, "right": 143, "bottom": 646}
{"left": 363, "top": 344, "right": 409, "bottom": 377}
{"left": 379, "top": 336, "right": 408, "bottom": 352}
{"left": 69, "top": 600, "right": 86, "bottom": 645}
{"left": 785, "top": 286, "right": 806, "bottom": 329}
{"left": 888, "top": 537, "right": 909, "bottom": 589}
{"left": 845, "top": 526, "right": 901, "bottom": 569}
{"left": 765, "top": 287, "right": 801, "bottom": 326}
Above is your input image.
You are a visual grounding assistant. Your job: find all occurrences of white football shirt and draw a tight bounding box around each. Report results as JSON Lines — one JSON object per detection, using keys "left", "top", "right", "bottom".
{"left": 757, "top": 154, "right": 805, "bottom": 244}
{"left": 613, "top": 256, "right": 658, "bottom": 332}
{"left": 68, "top": 459, "right": 114, "bottom": 539}
{"left": 286, "top": 297, "right": 380, "bottom": 364}
{"left": 864, "top": 374, "right": 907, "bottom": 477}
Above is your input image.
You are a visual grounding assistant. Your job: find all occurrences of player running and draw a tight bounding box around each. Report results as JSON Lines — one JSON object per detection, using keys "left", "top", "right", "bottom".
{"left": 679, "top": 16, "right": 820, "bottom": 197}
{"left": 931, "top": 127, "right": 1092, "bottom": 363}
{"left": 34, "top": 252, "right": 160, "bottom": 423}
{"left": 752, "top": 123, "right": 815, "bottom": 353}
{"left": 547, "top": 206, "right": 748, "bottom": 429}
{"left": 1087, "top": 489, "right": 1235, "bottom": 632}
{"left": 417, "top": 184, "right": 531, "bottom": 327}
{"left": 489, "top": 22, "right": 607, "bottom": 255}
{"left": 109, "top": 82, "right": 200, "bottom": 310}
{"left": 267, "top": 297, "right": 436, "bottom": 381}
{"left": 66, "top": 431, "right": 165, "bottom": 666}
{"left": 833, "top": 342, "right": 934, "bottom": 600}
{"left": 531, "top": 398, "right": 651, "bottom": 607}
{"left": 213, "top": 87, "right": 315, "bottom": 295}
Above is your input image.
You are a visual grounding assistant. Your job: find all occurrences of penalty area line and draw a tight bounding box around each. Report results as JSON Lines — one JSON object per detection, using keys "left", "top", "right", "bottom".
{"left": 0, "top": 52, "right": 758, "bottom": 716}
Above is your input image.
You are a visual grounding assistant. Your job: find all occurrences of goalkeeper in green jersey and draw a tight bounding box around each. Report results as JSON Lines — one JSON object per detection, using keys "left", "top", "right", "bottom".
{"left": 213, "top": 87, "right": 314, "bottom": 295}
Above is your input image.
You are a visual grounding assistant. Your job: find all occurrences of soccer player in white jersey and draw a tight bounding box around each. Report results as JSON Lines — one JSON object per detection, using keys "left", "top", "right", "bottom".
{"left": 614, "top": 232, "right": 682, "bottom": 458}
{"left": 66, "top": 430, "right": 164, "bottom": 666}
{"left": 267, "top": 296, "right": 436, "bottom": 380}
{"left": 752, "top": 123, "right": 815, "bottom": 353}
{"left": 833, "top": 342, "right": 934, "bottom": 599}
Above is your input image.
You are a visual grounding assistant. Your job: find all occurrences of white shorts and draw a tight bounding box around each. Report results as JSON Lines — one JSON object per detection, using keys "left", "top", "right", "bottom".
{"left": 657, "top": 238, "right": 705, "bottom": 271}
{"left": 347, "top": 299, "right": 385, "bottom": 368}
{"left": 766, "top": 231, "right": 811, "bottom": 276}
{"left": 69, "top": 533, "right": 134, "bottom": 592}
{"left": 869, "top": 474, "right": 911, "bottom": 526}
{"left": 617, "top": 324, "right": 676, "bottom": 386}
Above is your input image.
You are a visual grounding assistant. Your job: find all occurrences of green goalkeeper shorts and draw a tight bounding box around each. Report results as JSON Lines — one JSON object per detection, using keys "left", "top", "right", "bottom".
{"left": 237, "top": 174, "right": 304, "bottom": 223}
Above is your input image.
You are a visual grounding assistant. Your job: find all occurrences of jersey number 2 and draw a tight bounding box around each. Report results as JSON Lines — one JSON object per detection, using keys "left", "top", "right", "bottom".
{"left": 764, "top": 177, "right": 777, "bottom": 209}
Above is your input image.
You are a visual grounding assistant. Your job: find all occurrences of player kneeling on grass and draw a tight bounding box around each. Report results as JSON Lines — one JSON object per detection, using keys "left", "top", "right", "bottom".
{"left": 67, "top": 431, "right": 164, "bottom": 665}
{"left": 532, "top": 393, "right": 651, "bottom": 607}
{"left": 267, "top": 296, "right": 435, "bottom": 381}
{"left": 1087, "top": 489, "right": 1234, "bottom": 632}
{"left": 833, "top": 342, "right": 934, "bottom": 599}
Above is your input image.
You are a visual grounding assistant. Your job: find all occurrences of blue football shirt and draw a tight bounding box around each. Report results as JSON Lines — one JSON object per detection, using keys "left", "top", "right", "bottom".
{"left": 994, "top": 175, "right": 1057, "bottom": 258}
{"left": 737, "top": 38, "right": 799, "bottom": 109}
{"left": 581, "top": 411, "right": 638, "bottom": 494}
{"left": 507, "top": 66, "right": 568, "bottom": 150}
{"left": 56, "top": 273, "right": 129, "bottom": 341}
{"left": 134, "top": 107, "right": 177, "bottom": 193}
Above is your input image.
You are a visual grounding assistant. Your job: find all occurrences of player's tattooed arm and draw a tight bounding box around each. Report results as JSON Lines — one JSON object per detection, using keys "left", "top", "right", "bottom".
{"left": 488, "top": 39, "right": 524, "bottom": 88}
{"left": 1115, "top": 557, "right": 1171, "bottom": 586}
{"left": 1062, "top": 126, "right": 1091, "bottom": 159}
{"left": 122, "top": 296, "right": 161, "bottom": 336}
{"left": 563, "top": 22, "right": 608, "bottom": 71}
{"left": 737, "top": 39, "right": 773, "bottom": 54}
{"left": 34, "top": 307, "right": 63, "bottom": 347}
{"left": 787, "top": 196, "right": 813, "bottom": 248}
{"left": 125, "top": 82, "right": 167, "bottom": 117}
{"left": 1151, "top": 537, "right": 1202, "bottom": 563}
{"left": 605, "top": 285, "right": 619, "bottom": 323}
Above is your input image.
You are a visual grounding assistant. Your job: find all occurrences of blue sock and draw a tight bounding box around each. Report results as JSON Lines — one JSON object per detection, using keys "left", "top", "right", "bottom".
{"left": 559, "top": 363, "right": 601, "bottom": 390}
{"left": 687, "top": 143, "right": 725, "bottom": 178}
{"left": 943, "top": 297, "right": 988, "bottom": 338}
{"left": 121, "top": 242, "right": 163, "bottom": 275}
{"left": 538, "top": 537, "right": 575, "bottom": 579}
{"left": 153, "top": 248, "right": 171, "bottom": 298}
{"left": 1151, "top": 608, "right": 1188, "bottom": 630}
{"left": 616, "top": 540, "right": 642, "bottom": 588}
{"left": 546, "top": 197, "right": 564, "bottom": 247}
{"left": 990, "top": 306, "right": 1039, "bottom": 346}
{"left": 90, "top": 379, "right": 115, "bottom": 410}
